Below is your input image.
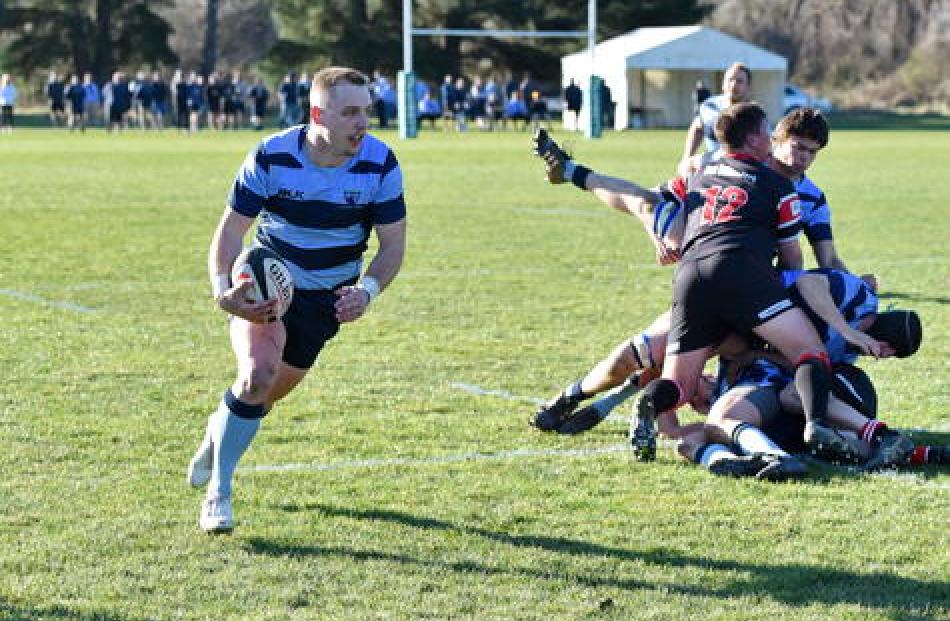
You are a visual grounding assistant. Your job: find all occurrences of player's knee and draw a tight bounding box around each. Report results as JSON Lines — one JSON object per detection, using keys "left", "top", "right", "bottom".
{"left": 239, "top": 362, "right": 280, "bottom": 400}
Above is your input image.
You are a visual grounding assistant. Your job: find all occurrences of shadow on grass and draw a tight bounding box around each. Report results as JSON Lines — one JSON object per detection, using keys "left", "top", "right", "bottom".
{"left": 878, "top": 290, "right": 950, "bottom": 306}
{"left": 248, "top": 504, "right": 947, "bottom": 619}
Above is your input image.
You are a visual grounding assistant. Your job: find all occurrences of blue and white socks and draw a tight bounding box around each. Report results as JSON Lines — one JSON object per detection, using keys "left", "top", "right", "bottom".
{"left": 207, "top": 389, "right": 265, "bottom": 500}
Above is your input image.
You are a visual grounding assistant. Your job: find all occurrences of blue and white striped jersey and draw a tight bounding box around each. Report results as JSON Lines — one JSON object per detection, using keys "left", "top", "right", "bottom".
{"left": 784, "top": 268, "right": 878, "bottom": 365}
{"left": 697, "top": 94, "right": 729, "bottom": 153}
{"left": 714, "top": 268, "right": 877, "bottom": 400}
{"left": 713, "top": 358, "right": 792, "bottom": 403}
{"left": 228, "top": 127, "right": 406, "bottom": 290}
{"left": 794, "top": 175, "right": 832, "bottom": 243}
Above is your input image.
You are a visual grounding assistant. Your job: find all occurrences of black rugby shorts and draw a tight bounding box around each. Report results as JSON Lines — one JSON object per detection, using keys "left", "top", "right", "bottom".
{"left": 669, "top": 251, "right": 794, "bottom": 354}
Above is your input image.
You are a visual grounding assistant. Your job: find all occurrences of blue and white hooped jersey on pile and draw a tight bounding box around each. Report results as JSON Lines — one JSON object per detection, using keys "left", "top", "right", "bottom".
{"left": 784, "top": 268, "right": 879, "bottom": 365}
{"left": 713, "top": 358, "right": 792, "bottom": 403}
{"left": 794, "top": 175, "right": 832, "bottom": 243}
{"left": 228, "top": 126, "right": 406, "bottom": 290}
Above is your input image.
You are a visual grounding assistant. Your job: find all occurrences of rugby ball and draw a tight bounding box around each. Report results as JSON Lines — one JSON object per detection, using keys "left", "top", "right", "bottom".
{"left": 230, "top": 247, "right": 294, "bottom": 317}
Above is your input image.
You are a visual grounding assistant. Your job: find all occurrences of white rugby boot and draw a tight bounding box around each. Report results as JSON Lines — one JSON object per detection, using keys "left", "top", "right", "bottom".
{"left": 200, "top": 496, "right": 234, "bottom": 534}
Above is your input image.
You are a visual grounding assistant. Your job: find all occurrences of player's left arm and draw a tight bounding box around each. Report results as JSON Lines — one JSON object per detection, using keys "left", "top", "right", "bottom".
{"left": 335, "top": 151, "right": 408, "bottom": 323}
{"left": 794, "top": 272, "right": 884, "bottom": 357}
{"left": 334, "top": 218, "right": 407, "bottom": 323}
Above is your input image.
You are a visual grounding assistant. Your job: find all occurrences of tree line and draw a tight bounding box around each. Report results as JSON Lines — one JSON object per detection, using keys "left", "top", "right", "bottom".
{"left": 0, "top": 0, "right": 708, "bottom": 86}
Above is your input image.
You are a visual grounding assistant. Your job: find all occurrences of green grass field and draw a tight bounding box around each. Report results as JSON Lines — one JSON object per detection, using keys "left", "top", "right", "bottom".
{"left": 1, "top": 125, "right": 948, "bottom": 621}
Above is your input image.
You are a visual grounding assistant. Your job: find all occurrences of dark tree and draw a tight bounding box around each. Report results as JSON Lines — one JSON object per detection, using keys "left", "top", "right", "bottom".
{"left": 0, "top": 0, "right": 177, "bottom": 82}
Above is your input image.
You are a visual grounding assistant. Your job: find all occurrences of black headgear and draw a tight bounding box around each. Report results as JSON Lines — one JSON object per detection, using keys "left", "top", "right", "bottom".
{"left": 867, "top": 310, "right": 922, "bottom": 358}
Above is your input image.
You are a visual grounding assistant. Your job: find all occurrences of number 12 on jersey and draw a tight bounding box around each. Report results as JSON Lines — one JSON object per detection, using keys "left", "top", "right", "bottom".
{"left": 701, "top": 185, "right": 749, "bottom": 224}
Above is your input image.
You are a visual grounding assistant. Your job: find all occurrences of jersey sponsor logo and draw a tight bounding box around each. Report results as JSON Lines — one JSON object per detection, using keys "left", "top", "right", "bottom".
{"left": 704, "top": 163, "right": 756, "bottom": 184}
{"left": 343, "top": 190, "right": 362, "bottom": 205}
{"left": 757, "top": 298, "right": 793, "bottom": 321}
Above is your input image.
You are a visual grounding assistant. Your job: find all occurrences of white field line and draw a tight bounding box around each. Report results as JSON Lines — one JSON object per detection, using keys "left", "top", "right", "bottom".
{"left": 450, "top": 382, "right": 545, "bottom": 405}
{"left": 244, "top": 444, "right": 630, "bottom": 473}
{"left": 242, "top": 382, "right": 950, "bottom": 488}
{"left": 0, "top": 288, "right": 96, "bottom": 314}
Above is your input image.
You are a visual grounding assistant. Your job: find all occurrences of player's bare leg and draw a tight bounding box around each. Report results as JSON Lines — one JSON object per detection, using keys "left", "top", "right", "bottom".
{"left": 191, "top": 319, "right": 285, "bottom": 533}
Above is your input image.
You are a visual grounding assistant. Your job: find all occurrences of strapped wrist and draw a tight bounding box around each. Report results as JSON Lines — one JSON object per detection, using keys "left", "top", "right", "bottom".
{"left": 357, "top": 275, "right": 381, "bottom": 302}
{"left": 211, "top": 273, "right": 230, "bottom": 300}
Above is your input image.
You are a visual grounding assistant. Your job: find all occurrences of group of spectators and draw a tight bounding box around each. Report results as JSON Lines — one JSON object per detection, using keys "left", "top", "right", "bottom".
{"left": 0, "top": 69, "right": 275, "bottom": 133}
{"left": 0, "top": 66, "right": 584, "bottom": 135}
{"left": 421, "top": 71, "right": 552, "bottom": 131}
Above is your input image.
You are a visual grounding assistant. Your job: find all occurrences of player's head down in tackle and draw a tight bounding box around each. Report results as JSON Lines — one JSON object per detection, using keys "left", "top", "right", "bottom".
{"left": 308, "top": 67, "right": 372, "bottom": 157}
{"left": 714, "top": 102, "right": 770, "bottom": 159}
{"left": 866, "top": 309, "right": 922, "bottom": 359}
{"left": 771, "top": 107, "right": 829, "bottom": 177}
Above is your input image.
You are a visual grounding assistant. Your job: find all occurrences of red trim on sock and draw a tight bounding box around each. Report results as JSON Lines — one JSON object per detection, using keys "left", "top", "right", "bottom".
{"left": 909, "top": 445, "right": 929, "bottom": 465}
{"left": 796, "top": 350, "right": 831, "bottom": 371}
{"left": 860, "top": 420, "right": 887, "bottom": 443}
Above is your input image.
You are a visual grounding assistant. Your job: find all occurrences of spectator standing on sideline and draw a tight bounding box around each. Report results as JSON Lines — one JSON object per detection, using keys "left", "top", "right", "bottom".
{"left": 229, "top": 70, "right": 249, "bottom": 129}
{"left": 278, "top": 72, "right": 300, "bottom": 128}
{"left": 297, "top": 72, "right": 311, "bottom": 125}
{"left": 249, "top": 76, "right": 269, "bottom": 130}
{"left": 372, "top": 70, "right": 394, "bottom": 129}
{"left": 599, "top": 80, "right": 614, "bottom": 130}
{"left": 107, "top": 72, "right": 131, "bottom": 132}
{"left": 439, "top": 74, "right": 455, "bottom": 128}
{"left": 206, "top": 72, "right": 224, "bottom": 130}
{"left": 187, "top": 73, "right": 206, "bottom": 133}
{"left": 483, "top": 75, "right": 503, "bottom": 130}
{"left": 172, "top": 69, "right": 189, "bottom": 131}
{"left": 451, "top": 76, "right": 468, "bottom": 131}
{"left": 47, "top": 70, "right": 66, "bottom": 127}
{"left": 0, "top": 74, "right": 16, "bottom": 134}
{"left": 150, "top": 71, "right": 169, "bottom": 130}
{"left": 564, "top": 78, "right": 582, "bottom": 132}
{"left": 129, "top": 70, "right": 151, "bottom": 129}
{"left": 65, "top": 74, "right": 86, "bottom": 132}
{"left": 82, "top": 73, "right": 101, "bottom": 126}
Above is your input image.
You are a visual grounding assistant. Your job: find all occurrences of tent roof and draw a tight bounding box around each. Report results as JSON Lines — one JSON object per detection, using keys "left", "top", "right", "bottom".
{"left": 563, "top": 26, "right": 787, "bottom": 72}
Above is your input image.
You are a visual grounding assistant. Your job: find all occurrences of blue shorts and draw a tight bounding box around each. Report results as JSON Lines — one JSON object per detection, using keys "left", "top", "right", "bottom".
{"left": 280, "top": 286, "right": 346, "bottom": 369}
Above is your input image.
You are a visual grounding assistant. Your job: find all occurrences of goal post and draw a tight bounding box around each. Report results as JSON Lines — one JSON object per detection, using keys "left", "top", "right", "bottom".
{"left": 399, "top": 0, "right": 601, "bottom": 139}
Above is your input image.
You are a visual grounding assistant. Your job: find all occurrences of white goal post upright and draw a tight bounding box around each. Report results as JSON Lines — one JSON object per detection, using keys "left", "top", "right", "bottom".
{"left": 398, "top": 0, "right": 600, "bottom": 139}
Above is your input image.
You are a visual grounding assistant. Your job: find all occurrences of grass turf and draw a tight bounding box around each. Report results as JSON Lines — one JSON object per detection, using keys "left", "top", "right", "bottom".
{"left": 0, "top": 125, "right": 947, "bottom": 621}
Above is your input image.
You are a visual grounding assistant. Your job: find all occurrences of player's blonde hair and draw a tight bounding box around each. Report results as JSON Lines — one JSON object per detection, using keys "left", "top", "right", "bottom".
{"left": 309, "top": 67, "right": 370, "bottom": 109}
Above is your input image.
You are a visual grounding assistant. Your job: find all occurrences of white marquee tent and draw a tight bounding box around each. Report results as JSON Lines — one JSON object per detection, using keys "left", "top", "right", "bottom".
{"left": 562, "top": 26, "right": 787, "bottom": 130}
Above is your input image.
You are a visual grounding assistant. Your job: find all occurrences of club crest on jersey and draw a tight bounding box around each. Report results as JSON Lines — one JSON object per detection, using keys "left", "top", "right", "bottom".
{"left": 277, "top": 187, "right": 305, "bottom": 200}
{"left": 343, "top": 190, "right": 362, "bottom": 205}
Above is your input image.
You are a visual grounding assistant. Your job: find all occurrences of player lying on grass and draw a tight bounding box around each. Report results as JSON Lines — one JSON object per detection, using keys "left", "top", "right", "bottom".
{"left": 533, "top": 267, "right": 931, "bottom": 474}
